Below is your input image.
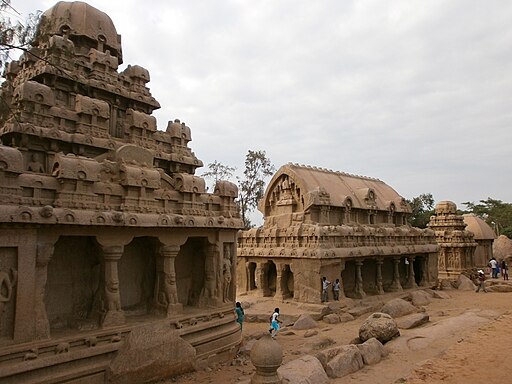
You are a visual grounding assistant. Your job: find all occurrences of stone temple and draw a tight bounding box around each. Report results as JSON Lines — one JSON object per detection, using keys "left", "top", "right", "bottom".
{"left": 237, "top": 163, "right": 439, "bottom": 302}
{"left": 0, "top": 2, "right": 243, "bottom": 383}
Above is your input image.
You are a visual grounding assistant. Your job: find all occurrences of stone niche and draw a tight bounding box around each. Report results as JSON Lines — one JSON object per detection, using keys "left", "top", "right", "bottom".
{"left": 0, "top": 2, "right": 243, "bottom": 383}
{"left": 238, "top": 163, "right": 439, "bottom": 303}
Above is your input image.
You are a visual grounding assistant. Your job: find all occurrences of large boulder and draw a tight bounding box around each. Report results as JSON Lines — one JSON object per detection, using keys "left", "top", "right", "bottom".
{"left": 359, "top": 312, "right": 400, "bottom": 344}
{"left": 432, "top": 290, "right": 451, "bottom": 299}
{"left": 493, "top": 235, "right": 512, "bottom": 260}
{"left": 356, "top": 337, "right": 386, "bottom": 365}
{"left": 380, "top": 298, "right": 416, "bottom": 318}
{"left": 488, "top": 283, "right": 512, "bottom": 293}
{"left": 323, "top": 345, "right": 364, "bottom": 378}
{"left": 278, "top": 355, "right": 328, "bottom": 384}
{"left": 409, "top": 290, "right": 432, "bottom": 306}
{"left": 396, "top": 313, "right": 430, "bottom": 329}
{"left": 293, "top": 314, "right": 318, "bottom": 330}
{"left": 339, "top": 313, "right": 355, "bottom": 323}
{"left": 107, "top": 322, "right": 196, "bottom": 383}
{"left": 323, "top": 314, "right": 341, "bottom": 324}
{"left": 457, "top": 274, "right": 476, "bottom": 291}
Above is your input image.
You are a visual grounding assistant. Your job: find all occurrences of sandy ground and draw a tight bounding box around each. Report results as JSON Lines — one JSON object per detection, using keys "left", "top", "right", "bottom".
{"left": 163, "top": 288, "right": 512, "bottom": 384}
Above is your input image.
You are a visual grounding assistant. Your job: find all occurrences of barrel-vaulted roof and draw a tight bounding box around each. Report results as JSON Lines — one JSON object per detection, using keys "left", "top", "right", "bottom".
{"left": 259, "top": 163, "right": 411, "bottom": 213}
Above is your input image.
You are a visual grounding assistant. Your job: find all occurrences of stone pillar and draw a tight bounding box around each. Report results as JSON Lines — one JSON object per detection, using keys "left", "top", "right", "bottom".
{"left": 100, "top": 245, "right": 125, "bottom": 327}
{"left": 405, "top": 256, "right": 417, "bottom": 289}
{"left": 201, "top": 244, "right": 219, "bottom": 306}
{"left": 353, "top": 260, "right": 366, "bottom": 299}
{"left": 274, "top": 264, "right": 284, "bottom": 301}
{"left": 389, "top": 257, "right": 403, "bottom": 292}
{"left": 375, "top": 258, "right": 385, "bottom": 295}
{"left": 34, "top": 242, "right": 55, "bottom": 339}
{"left": 159, "top": 245, "right": 183, "bottom": 315}
{"left": 255, "top": 262, "right": 266, "bottom": 297}
{"left": 419, "top": 256, "right": 429, "bottom": 286}
{"left": 245, "top": 262, "right": 251, "bottom": 292}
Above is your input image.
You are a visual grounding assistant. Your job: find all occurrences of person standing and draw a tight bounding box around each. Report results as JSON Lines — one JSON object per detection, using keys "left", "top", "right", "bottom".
{"left": 269, "top": 307, "right": 282, "bottom": 339}
{"left": 501, "top": 260, "right": 509, "bottom": 280}
{"left": 235, "top": 302, "right": 244, "bottom": 330}
{"left": 321, "top": 276, "right": 331, "bottom": 302}
{"left": 475, "top": 270, "right": 488, "bottom": 293}
{"left": 332, "top": 278, "right": 341, "bottom": 301}
{"left": 489, "top": 258, "right": 498, "bottom": 279}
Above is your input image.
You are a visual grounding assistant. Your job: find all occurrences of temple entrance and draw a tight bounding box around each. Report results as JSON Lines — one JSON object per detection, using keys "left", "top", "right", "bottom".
{"left": 341, "top": 261, "right": 356, "bottom": 298}
{"left": 413, "top": 256, "right": 424, "bottom": 286}
{"left": 280, "top": 264, "right": 294, "bottom": 299}
{"left": 247, "top": 262, "right": 256, "bottom": 291}
{"left": 266, "top": 261, "right": 277, "bottom": 297}
{"left": 175, "top": 237, "right": 207, "bottom": 307}
{"left": 118, "top": 237, "right": 157, "bottom": 316}
{"left": 46, "top": 236, "right": 100, "bottom": 331}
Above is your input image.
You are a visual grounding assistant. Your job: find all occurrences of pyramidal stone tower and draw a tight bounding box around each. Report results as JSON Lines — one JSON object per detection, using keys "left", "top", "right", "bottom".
{"left": 0, "top": 2, "right": 243, "bottom": 383}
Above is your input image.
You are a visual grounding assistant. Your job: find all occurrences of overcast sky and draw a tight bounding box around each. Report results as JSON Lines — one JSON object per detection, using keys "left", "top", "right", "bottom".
{"left": 11, "top": 1, "right": 512, "bottom": 221}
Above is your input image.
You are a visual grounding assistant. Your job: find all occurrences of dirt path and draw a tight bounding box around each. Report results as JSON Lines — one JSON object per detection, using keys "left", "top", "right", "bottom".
{"left": 165, "top": 290, "right": 512, "bottom": 384}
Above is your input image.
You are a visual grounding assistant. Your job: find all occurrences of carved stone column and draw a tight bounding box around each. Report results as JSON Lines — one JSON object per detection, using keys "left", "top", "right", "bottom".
{"left": 255, "top": 263, "right": 266, "bottom": 297}
{"left": 375, "top": 258, "right": 385, "bottom": 295}
{"left": 353, "top": 260, "right": 366, "bottom": 299}
{"left": 100, "top": 245, "right": 125, "bottom": 327}
{"left": 274, "top": 263, "right": 284, "bottom": 301}
{"left": 419, "top": 256, "right": 429, "bottom": 287}
{"left": 158, "top": 245, "right": 183, "bottom": 315}
{"left": 201, "top": 244, "right": 219, "bottom": 306}
{"left": 34, "top": 242, "right": 55, "bottom": 339}
{"left": 245, "top": 261, "right": 251, "bottom": 292}
{"left": 389, "top": 257, "right": 403, "bottom": 292}
{"left": 405, "top": 256, "right": 418, "bottom": 289}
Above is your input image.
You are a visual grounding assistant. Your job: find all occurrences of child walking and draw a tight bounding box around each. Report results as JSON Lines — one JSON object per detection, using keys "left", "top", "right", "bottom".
{"left": 269, "top": 307, "right": 282, "bottom": 339}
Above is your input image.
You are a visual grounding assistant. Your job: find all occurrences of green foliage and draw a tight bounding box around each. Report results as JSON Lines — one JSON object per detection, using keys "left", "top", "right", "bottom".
{"left": 0, "top": 1, "right": 41, "bottom": 68}
{"left": 237, "top": 150, "right": 275, "bottom": 229}
{"left": 406, "top": 193, "right": 434, "bottom": 228}
{"left": 462, "top": 198, "right": 512, "bottom": 238}
{"left": 201, "top": 160, "right": 235, "bottom": 191}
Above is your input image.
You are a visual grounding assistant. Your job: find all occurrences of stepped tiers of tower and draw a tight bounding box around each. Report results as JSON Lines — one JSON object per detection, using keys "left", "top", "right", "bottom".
{"left": 0, "top": 2, "right": 242, "bottom": 383}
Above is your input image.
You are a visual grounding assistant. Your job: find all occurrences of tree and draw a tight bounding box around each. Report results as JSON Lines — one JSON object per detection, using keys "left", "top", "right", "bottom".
{"left": 463, "top": 198, "right": 512, "bottom": 238}
{"left": 237, "top": 150, "right": 275, "bottom": 229}
{"left": 201, "top": 160, "right": 235, "bottom": 191}
{"left": 0, "top": 1, "right": 41, "bottom": 68}
{"left": 406, "top": 193, "right": 435, "bottom": 228}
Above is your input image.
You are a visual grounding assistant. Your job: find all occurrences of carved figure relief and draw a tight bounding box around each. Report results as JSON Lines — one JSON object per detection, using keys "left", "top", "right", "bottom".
{"left": 201, "top": 245, "right": 218, "bottom": 301}
{"left": 163, "top": 273, "right": 178, "bottom": 305}
{"left": 105, "top": 279, "right": 121, "bottom": 311}
{"left": 27, "top": 154, "right": 45, "bottom": 173}
{"left": 222, "top": 245, "right": 232, "bottom": 303}
{"left": 0, "top": 267, "right": 17, "bottom": 334}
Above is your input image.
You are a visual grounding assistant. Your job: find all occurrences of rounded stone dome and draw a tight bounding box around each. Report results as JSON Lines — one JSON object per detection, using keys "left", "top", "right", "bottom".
{"left": 435, "top": 200, "right": 457, "bottom": 215}
{"left": 34, "top": 1, "right": 122, "bottom": 63}
{"left": 250, "top": 333, "right": 283, "bottom": 370}
{"left": 463, "top": 213, "right": 496, "bottom": 240}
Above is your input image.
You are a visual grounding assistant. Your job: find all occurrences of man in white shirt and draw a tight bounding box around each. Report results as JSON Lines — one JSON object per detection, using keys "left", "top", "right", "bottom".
{"left": 321, "top": 276, "right": 330, "bottom": 302}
